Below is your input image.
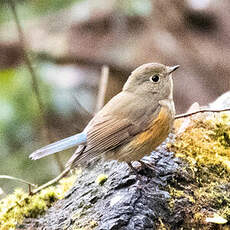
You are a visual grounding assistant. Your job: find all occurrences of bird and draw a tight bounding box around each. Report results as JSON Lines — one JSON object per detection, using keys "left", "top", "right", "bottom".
{"left": 29, "top": 63, "right": 179, "bottom": 173}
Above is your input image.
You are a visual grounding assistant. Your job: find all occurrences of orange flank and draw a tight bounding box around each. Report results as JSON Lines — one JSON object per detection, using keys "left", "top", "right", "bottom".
{"left": 135, "top": 106, "right": 171, "bottom": 149}
{"left": 107, "top": 106, "right": 173, "bottom": 162}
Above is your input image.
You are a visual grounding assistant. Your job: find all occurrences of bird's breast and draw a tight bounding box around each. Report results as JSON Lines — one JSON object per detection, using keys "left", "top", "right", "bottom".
{"left": 114, "top": 104, "right": 174, "bottom": 162}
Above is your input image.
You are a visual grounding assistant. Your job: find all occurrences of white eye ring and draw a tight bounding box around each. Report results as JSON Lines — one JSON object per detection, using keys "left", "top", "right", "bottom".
{"left": 149, "top": 74, "right": 160, "bottom": 83}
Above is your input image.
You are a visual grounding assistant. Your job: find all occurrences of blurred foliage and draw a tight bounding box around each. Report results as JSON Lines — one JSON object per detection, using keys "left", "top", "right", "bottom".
{"left": 0, "top": 173, "right": 78, "bottom": 229}
{"left": 0, "top": 0, "right": 155, "bottom": 194}
{"left": 0, "top": 67, "right": 42, "bottom": 151}
{"left": 0, "top": 64, "right": 91, "bottom": 194}
{"left": 0, "top": 0, "right": 89, "bottom": 194}
{"left": 0, "top": 0, "right": 153, "bottom": 24}
{"left": 119, "top": 0, "right": 152, "bottom": 16}
{"left": 28, "top": 0, "right": 78, "bottom": 15}
{"left": 0, "top": 64, "right": 56, "bottom": 193}
{"left": 0, "top": 0, "right": 82, "bottom": 23}
{"left": 0, "top": 57, "right": 92, "bottom": 194}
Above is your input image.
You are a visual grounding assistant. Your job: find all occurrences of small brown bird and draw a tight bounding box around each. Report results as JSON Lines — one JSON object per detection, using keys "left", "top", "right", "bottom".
{"left": 30, "top": 63, "right": 179, "bottom": 171}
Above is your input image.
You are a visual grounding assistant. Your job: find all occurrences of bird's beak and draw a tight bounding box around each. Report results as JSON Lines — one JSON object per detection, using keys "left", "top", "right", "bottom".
{"left": 168, "top": 65, "right": 180, "bottom": 74}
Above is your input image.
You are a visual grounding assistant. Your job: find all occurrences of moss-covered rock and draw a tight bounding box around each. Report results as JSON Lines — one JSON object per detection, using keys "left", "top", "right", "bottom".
{"left": 2, "top": 112, "right": 230, "bottom": 229}
{"left": 0, "top": 174, "right": 78, "bottom": 230}
{"left": 169, "top": 112, "right": 230, "bottom": 229}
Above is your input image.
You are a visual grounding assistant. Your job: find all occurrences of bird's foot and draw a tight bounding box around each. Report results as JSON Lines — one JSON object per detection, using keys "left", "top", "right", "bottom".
{"left": 127, "top": 162, "right": 142, "bottom": 181}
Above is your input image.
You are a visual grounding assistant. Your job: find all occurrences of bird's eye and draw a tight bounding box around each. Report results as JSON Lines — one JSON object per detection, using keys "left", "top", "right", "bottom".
{"left": 150, "top": 74, "right": 160, "bottom": 83}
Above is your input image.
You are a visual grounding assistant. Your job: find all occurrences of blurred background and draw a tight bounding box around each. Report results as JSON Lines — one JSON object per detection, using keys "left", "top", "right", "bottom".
{"left": 0, "top": 0, "right": 229, "bottom": 193}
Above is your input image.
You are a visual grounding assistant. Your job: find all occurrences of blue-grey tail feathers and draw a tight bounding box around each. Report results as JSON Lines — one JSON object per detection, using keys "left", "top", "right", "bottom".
{"left": 29, "top": 132, "right": 87, "bottom": 160}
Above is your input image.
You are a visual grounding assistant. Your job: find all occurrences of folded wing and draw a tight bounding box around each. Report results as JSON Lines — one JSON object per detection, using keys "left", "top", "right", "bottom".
{"left": 66, "top": 116, "right": 143, "bottom": 167}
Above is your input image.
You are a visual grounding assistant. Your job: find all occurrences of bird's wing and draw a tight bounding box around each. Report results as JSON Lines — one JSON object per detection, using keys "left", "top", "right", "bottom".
{"left": 67, "top": 107, "right": 161, "bottom": 167}
{"left": 66, "top": 91, "right": 161, "bottom": 167}
{"left": 66, "top": 116, "right": 136, "bottom": 167}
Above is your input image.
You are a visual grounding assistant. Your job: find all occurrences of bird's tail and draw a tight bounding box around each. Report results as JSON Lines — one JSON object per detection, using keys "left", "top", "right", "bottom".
{"left": 29, "top": 132, "right": 87, "bottom": 160}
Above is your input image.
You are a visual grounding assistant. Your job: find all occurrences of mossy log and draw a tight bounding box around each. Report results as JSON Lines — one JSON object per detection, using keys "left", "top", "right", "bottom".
{"left": 19, "top": 140, "right": 182, "bottom": 230}
{"left": 13, "top": 110, "right": 230, "bottom": 230}
{"left": 1, "top": 100, "right": 230, "bottom": 229}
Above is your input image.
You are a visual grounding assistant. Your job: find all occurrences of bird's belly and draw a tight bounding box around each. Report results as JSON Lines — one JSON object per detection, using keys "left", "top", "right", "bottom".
{"left": 111, "top": 105, "right": 173, "bottom": 162}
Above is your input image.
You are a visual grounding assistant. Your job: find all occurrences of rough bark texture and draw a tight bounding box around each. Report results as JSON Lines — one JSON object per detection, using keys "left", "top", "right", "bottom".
{"left": 17, "top": 99, "right": 230, "bottom": 229}
{"left": 18, "top": 137, "right": 186, "bottom": 230}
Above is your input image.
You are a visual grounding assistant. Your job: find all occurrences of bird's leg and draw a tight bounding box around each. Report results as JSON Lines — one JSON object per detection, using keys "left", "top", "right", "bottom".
{"left": 127, "top": 162, "right": 141, "bottom": 180}
{"left": 127, "top": 162, "right": 138, "bottom": 174}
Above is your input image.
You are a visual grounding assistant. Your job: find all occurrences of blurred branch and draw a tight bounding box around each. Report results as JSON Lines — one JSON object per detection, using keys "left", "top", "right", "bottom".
{"left": 175, "top": 107, "right": 230, "bottom": 119}
{"left": 8, "top": 0, "right": 64, "bottom": 172}
{"left": 95, "top": 65, "right": 109, "bottom": 113}
{"left": 9, "top": 0, "right": 46, "bottom": 125}
{"left": 72, "top": 95, "right": 93, "bottom": 130}
{"left": 0, "top": 175, "right": 37, "bottom": 194}
{"left": 73, "top": 95, "right": 93, "bottom": 119}
{"left": 31, "top": 166, "right": 71, "bottom": 195}
{"left": 30, "top": 66, "right": 110, "bottom": 195}
{"left": 38, "top": 53, "right": 130, "bottom": 76}
{"left": 31, "top": 66, "right": 110, "bottom": 195}
{"left": 0, "top": 175, "right": 37, "bottom": 187}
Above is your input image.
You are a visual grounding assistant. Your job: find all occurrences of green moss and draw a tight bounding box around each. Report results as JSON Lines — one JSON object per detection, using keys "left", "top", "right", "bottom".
{"left": 156, "top": 218, "right": 168, "bottom": 230}
{"left": 168, "top": 187, "right": 195, "bottom": 205}
{"left": 95, "top": 174, "right": 108, "bottom": 186}
{"left": 195, "top": 183, "right": 230, "bottom": 220}
{"left": 168, "top": 112, "right": 230, "bottom": 228}
{"left": 72, "top": 222, "right": 98, "bottom": 230}
{"left": 71, "top": 212, "right": 98, "bottom": 230}
{"left": 0, "top": 174, "right": 78, "bottom": 230}
{"left": 171, "top": 112, "right": 230, "bottom": 182}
